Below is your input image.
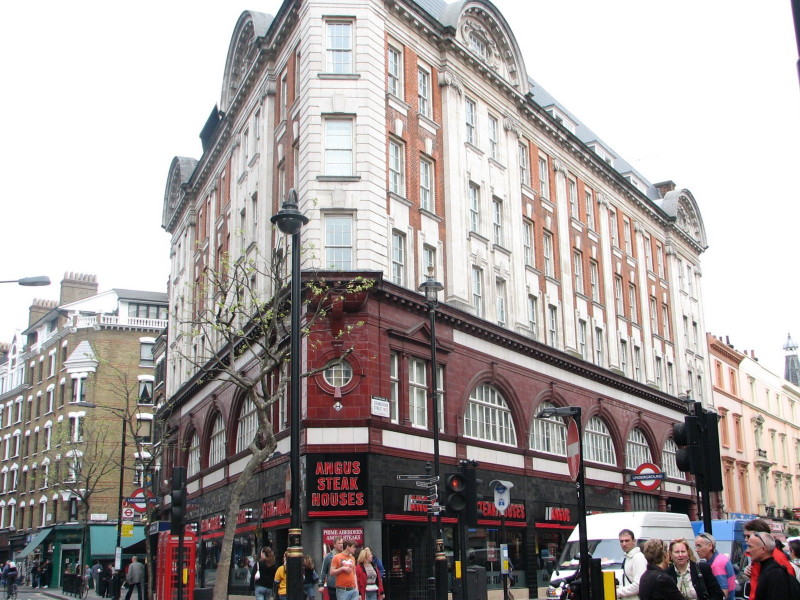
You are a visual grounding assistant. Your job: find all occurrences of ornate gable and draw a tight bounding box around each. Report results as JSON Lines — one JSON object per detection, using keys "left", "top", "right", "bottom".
{"left": 162, "top": 156, "right": 198, "bottom": 233}
{"left": 660, "top": 189, "right": 707, "bottom": 249}
{"left": 451, "top": 1, "right": 528, "bottom": 90}
{"left": 220, "top": 11, "right": 272, "bottom": 113}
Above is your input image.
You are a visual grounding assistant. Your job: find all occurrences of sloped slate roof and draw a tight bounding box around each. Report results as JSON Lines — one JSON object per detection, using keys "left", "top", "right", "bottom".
{"left": 112, "top": 289, "right": 168, "bottom": 304}
{"left": 410, "top": 0, "right": 661, "bottom": 201}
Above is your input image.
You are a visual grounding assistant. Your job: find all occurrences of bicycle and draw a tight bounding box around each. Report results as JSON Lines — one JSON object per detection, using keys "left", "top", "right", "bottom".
{"left": 5, "top": 579, "right": 18, "bottom": 600}
{"left": 79, "top": 575, "right": 90, "bottom": 599}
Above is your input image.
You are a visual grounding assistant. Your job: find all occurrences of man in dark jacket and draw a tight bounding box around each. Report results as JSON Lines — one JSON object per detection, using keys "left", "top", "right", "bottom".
{"left": 746, "top": 531, "right": 798, "bottom": 600}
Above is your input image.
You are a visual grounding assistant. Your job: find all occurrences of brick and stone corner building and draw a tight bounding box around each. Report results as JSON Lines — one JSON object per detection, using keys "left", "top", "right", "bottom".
{"left": 158, "top": 1, "right": 711, "bottom": 597}
{"left": 0, "top": 273, "right": 167, "bottom": 578}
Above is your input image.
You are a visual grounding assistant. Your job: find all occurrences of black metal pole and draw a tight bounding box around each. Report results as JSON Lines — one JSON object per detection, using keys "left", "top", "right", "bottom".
{"left": 428, "top": 302, "right": 448, "bottom": 600}
{"left": 287, "top": 227, "right": 304, "bottom": 600}
{"left": 115, "top": 418, "right": 127, "bottom": 570}
{"left": 791, "top": 0, "right": 800, "bottom": 85}
{"left": 501, "top": 512, "right": 508, "bottom": 600}
{"left": 574, "top": 410, "right": 591, "bottom": 600}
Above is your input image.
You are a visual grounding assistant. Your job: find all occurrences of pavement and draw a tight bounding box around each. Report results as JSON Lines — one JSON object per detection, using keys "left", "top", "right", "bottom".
{"left": 28, "top": 584, "right": 550, "bottom": 600}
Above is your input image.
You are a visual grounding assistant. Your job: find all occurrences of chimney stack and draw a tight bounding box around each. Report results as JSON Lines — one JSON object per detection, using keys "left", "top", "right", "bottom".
{"left": 59, "top": 272, "right": 98, "bottom": 306}
{"left": 654, "top": 180, "right": 676, "bottom": 198}
{"left": 28, "top": 299, "right": 58, "bottom": 327}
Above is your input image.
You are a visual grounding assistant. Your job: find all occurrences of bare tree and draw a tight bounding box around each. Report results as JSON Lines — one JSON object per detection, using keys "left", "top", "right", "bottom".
{"left": 167, "top": 245, "right": 373, "bottom": 597}
{"left": 51, "top": 418, "right": 120, "bottom": 573}
{"left": 92, "top": 357, "right": 173, "bottom": 600}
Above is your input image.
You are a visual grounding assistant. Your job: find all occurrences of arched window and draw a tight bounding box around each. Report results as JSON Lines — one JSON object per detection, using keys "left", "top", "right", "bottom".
{"left": 662, "top": 438, "right": 683, "bottom": 479}
{"left": 625, "top": 428, "right": 653, "bottom": 469}
{"left": 464, "top": 384, "right": 516, "bottom": 446}
{"left": 208, "top": 415, "right": 226, "bottom": 467}
{"left": 187, "top": 432, "right": 200, "bottom": 477}
{"left": 236, "top": 397, "right": 258, "bottom": 453}
{"left": 584, "top": 417, "right": 616, "bottom": 466}
{"left": 530, "top": 402, "right": 566, "bottom": 455}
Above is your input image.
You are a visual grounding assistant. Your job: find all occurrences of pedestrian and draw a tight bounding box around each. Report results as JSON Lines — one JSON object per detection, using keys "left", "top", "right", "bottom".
{"left": 251, "top": 547, "right": 278, "bottom": 600}
{"left": 124, "top": 556, "right": 146, "bottom": 600}
{"left": 694, "top": 534, "right": 735, "bottom": 600}
{"left": 330, "top": 539, "right": 358, "bottom": 600}
{"left": 746, "top": 532, "right": 800, "bottom": 600}
{"left": 743, "top": 519, "right": 795, "bottom": 600}
{"left": 92, "top": 560, "right": 103, "bottom": 592}
{"left": 666, "top": 538, "right": 723, "bottom": 600}
{"left": 356, "top": 547, "right": 384, "bottom": 600}
{"left": 618, "top": 528, "right": 648, "bottom": 600}
{"left": 372, "top": 554, "right": 385, "bottom": 579}
{"left": 274, "top": 553, "right": 288, "bottom": 600}
{"left": 4, "top": 562, "right": 18, "bottom": 593}
{"left": 638, "top": 539, "right": 684, "bottom": 600}
{"left": 304, "top": 554, "right": 320, "bottom": 600}
{"left": 41, "top": 559, "right": 51, "bottom": 589}
{"left": 322, "top": 538, "right": 344, "bottom": 600}
{"left": 111, "top": 568, "right": 123, "bottom": 600}
{"left": 102, "top": 564, "right": 114, "bottom": 597}
{"left": 787, "top": 539, "right": 800, "bottom": 581}
{"left": 31, "top": 559, "right": 40, "bottom": 588}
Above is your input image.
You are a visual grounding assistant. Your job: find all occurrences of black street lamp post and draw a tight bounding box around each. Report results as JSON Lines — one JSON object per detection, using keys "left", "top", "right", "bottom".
{"left": 535, "top": 406, "right": 591, "bottom": 599}
{"left": 272, "top": 189, "right": 308, "bottom": 600}
{"left": 418, "top": 271, "right": 447, "bottom": 600}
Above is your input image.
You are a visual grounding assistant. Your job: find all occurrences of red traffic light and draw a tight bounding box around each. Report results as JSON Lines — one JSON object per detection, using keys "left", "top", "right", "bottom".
{"left": 447, "top": 473, "right": 466, "bottom": 492}
{"left": 446, "top": 473, "right": 467, "bottom": 512}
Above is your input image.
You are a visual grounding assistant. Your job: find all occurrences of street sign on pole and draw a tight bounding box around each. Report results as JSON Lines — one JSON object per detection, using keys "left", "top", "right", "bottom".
{"left": 398, "top": 474, "right": 439, "bottom": 482}
{"left": 491, "top": 480, "right": 514, "bottom": 515}
{"left": 566, "top": 419, "right": 580, "bottom": 482}
{"left": 630, "top": 463, "right": 665, "bottom": 491}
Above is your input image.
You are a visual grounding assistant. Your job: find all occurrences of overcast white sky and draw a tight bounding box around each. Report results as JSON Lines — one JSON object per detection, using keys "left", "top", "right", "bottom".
{"left": 1, "top": 0, "right": 798, "bottom": 376}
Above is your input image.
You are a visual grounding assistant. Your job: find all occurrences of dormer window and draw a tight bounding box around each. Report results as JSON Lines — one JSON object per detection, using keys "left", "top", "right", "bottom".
{"left": 469, "top": 31, "right": 488, "bottom": 59}
{"left": 625, "top": 174, "right": 645, "bottom": 193}
{"left": 546, "top": 108, "right": 576, "bottom": 134}
{"left": 589, "top": 143, "right": 615, "bottom": 167}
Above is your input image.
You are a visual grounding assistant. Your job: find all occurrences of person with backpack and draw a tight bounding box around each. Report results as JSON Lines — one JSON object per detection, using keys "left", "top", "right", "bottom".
{"left": 745, "top": 531, "right": 800, "bottom": 600}
{"left": 743, "top": 519, "right": 796, "bottom": 599}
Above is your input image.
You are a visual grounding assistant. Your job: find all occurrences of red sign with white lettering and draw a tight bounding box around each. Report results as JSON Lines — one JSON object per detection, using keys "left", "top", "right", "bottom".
{"left": 307, "top": 454, "right": 368, "bottom": 517}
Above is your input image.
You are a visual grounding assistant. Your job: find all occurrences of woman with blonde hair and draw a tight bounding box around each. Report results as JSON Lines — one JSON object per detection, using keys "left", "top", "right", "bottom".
{"left": 356, "top": 547, "right": 384, "bottom": 600}
{"left": 638, "top": 539, "right": 684, "bottom": 600}
{"left": 665, "top": 538, "right": 723, "bottom": 600}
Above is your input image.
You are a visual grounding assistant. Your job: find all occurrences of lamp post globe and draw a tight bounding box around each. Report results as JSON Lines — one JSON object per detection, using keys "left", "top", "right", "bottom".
{"left": 271, "top": 189, "right": 309, "bottom": 234}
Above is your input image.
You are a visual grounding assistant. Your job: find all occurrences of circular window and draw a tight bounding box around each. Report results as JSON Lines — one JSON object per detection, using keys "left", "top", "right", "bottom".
{"left": 323, "top": 360, "right": 353, "bottom": 387}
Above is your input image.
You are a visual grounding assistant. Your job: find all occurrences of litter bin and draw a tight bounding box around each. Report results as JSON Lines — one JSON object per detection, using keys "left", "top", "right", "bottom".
{"left": 465, "top": 566, "right": 487, "bottom": 600}
{"left": 62, "top": 573, "right": 79, "bottom": 595}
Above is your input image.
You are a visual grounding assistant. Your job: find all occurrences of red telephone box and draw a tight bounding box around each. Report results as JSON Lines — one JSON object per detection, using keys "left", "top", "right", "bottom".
{"left": 156, "top": 531, "right": 196, "bottom": 600}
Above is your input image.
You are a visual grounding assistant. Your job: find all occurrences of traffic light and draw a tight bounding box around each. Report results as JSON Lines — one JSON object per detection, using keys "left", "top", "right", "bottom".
{"left": 700, "top": 411, "right": 723, "bottom": 492}
{"left": 446, "top": 473, "right": 467, "bottom": 514}
{"left": 672, "top": 415, "right": 702, "bottom": 475}
{"left": 171, "top": 466, "right": 186, "bottom": 535}
{"left": 463, "top": 468, "right": 483, "bottom": 527}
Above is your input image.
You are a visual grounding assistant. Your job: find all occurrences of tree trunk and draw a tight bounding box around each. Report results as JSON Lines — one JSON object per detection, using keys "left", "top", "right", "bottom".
{"left": 212, "top": 443, "right": 273, "bottom": 598}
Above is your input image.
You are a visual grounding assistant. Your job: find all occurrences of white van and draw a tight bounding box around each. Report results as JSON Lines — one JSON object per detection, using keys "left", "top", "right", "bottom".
{"left": 546, "top": 512, "right": 695, "bottom": 597}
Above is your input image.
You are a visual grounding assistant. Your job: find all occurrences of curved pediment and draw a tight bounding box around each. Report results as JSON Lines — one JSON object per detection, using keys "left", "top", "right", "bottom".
{"left": 441, "top": 0, "right": 528, "bottom": 90}
{"left": 660, "top": 188, "right": 707, "bottom": 248}
{"left": 220, "top": 11, "right": 273, "bottom": 113}
{"left": 162, "top": 156, "right": 198, "bottom": 232}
